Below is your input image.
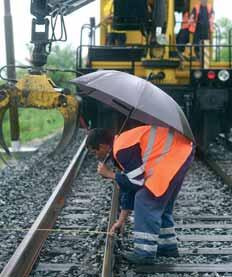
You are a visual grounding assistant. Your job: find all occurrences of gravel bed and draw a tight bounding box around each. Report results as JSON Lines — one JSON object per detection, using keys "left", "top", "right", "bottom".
{"left": 2, "top": 134, "right": 232, "bottom": 276}
{"left": 208, "top": 139, "right": 232, "bottom": 161}
{"left": 0, "top": 129, "right": 87, "bottom": 272}
{"left": 114, "top": 159, "right": 232, "bottom": 277}
{"left": 31, "top": 153, "right": 113, "bottom": 276}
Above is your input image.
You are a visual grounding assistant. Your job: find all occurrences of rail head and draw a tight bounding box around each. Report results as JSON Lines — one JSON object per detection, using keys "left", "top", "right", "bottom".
{"left": 101, "top": 183, "right": 119, "bottom": 277}
{"left": 199, "top": 148, "right": 232, "bottom": 187}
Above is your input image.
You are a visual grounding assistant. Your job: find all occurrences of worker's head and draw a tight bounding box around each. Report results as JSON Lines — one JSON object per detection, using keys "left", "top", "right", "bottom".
{"left": 200, "top": 0, "right": 208, "bottom": 6}
{"left": 86, "top": 128, "right": 113, "bottom": 159}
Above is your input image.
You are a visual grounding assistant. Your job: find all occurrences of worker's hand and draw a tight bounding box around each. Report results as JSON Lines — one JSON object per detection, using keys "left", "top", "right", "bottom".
{"left": 109, "top": 220, "right": 125, "bottom": 236}
{"left": 97, "top": 162, "right": 115, "bottom": 179}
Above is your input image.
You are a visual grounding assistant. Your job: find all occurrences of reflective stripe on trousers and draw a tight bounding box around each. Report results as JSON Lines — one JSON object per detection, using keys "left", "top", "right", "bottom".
{"left": 133, "top": 231, "right": 158, "bottom": 256}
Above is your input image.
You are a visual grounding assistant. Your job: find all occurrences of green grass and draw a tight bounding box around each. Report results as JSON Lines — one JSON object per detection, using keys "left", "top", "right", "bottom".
{"left": 3, "top": 108, "right": 64, "bottom": 145}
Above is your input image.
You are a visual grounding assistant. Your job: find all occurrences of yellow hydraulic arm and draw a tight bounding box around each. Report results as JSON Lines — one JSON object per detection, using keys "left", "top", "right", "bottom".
{"left": 0, "top": 74, "right": 80, "bottom": 155}
{"left": 0, "top": 0, "right": 86, "bottom": 156}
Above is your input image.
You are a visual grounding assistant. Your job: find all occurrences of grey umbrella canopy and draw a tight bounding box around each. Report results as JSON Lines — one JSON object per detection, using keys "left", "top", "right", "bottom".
{"left": 71, "top": 70, "right": 195, "bottom": 141}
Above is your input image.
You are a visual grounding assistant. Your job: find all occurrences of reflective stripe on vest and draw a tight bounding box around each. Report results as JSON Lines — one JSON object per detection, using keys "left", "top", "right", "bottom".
{"left": 189, "top": 4, "right": 214, "bottom": 33}
{"left": 126, "top": 165, "right": 144, "bottom": 179}
{"left": 143, "top": 127, "right": 174, "bottom": 178}
{"left": 142, "top": 126, "right": 157, "bottom": 164}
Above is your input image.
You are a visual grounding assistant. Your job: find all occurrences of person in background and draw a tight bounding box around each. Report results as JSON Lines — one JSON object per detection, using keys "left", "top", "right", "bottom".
{"left": 189, "top": 0, "right": 214, "bottom": 59}
{"left": 103, "top": 0, "right": 126, "bottom": 46}
{"left": 86, "top": 125, "right": 195, "bottom": 264}
{"left": 176, "top": 2, "right": 190, "bottom": 60}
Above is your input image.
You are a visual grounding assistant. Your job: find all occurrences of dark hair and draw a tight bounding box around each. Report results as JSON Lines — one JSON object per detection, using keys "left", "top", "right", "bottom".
{"left": 85, "top": 128, "right": 114, "bottom": 150}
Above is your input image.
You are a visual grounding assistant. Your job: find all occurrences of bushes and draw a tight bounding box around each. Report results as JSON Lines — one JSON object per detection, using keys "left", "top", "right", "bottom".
{"left": 3, "top": 108, "right": 63, "bottom": 145}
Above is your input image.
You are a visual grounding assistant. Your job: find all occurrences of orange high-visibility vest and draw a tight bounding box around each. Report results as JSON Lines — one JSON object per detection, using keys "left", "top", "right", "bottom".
{"left": 181, "top": 11, "right": 190, "bottom": 30}
{"left": 113, "top": 126, "right": 193, "bottom": 197}
{"left": 189, "top": 4, "right": 214, "bottom": 33}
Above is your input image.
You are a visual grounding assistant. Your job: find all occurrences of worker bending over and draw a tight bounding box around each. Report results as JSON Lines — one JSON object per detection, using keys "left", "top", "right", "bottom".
{"left": 86, "top": 125, "right": 195, "bottom": 264}
{"left": 103, "top": 0, "right": 126, "bottom": 46}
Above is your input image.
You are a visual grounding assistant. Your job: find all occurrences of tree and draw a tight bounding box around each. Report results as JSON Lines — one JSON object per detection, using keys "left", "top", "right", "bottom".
{"left": 4, "top": 43, "right": 77, "bottom": 88}
{"left": 216, "top": 17, "right": 232, "bottom": 61}
{"left": 46, "top": 44, "right": 77, "bottom": 89}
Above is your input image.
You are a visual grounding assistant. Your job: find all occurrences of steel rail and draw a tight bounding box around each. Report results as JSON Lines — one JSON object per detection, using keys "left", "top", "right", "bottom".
{"left": 101, "top": 184, "right": 119, "bottom": 277}
{"left": 203, "top": 156, "right": 232, "bottom": 187}
{"left": 0, "top": 136, "right": 88, "bottom": 277}
{"left": 218, "top": 133, "right": 232, "bottom": 151}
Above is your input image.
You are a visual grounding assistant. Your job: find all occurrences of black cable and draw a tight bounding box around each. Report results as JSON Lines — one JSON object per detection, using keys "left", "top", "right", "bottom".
{"left": 60, "top": 14, "right": 67, "bottom": 42}
{"left": 0, "top": 65, "right": 32, "bottom": 82}
{"left": 50, "top": 8, "right": 67, "bottom": 43}
{"left": 50, "top": 13, "right": 59, "bottom": 41}
{"left": 0, "top": 64, "right": 84, "bottom": 83}
{"left": 45, "top": 67, "right": 84, "bottom": 76}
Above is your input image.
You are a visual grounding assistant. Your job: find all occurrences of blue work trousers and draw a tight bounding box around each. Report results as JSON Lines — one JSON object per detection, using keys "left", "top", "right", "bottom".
{"left": 133, "top": 150, "right": 195, "bottom": 257}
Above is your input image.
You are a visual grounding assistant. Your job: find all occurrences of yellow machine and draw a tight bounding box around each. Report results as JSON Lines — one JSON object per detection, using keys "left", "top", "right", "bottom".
{"left": 1, "top": 0, "right": 231, "bottom": 153}
{"left": 77, "top": 0, "right": 232, "bottom": 149}
{"left": 97, "top": 0, "right": 216, "bottom": 83}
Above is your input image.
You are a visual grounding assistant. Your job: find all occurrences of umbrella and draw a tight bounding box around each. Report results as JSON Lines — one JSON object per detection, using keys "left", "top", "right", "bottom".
{"left": 71, "top": 70, "right": 195, "bottom": 141}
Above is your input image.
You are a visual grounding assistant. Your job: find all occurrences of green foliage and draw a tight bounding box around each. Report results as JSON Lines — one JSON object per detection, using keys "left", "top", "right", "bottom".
{"left": 216, "top": 17, "right": 232, "bottom": 61}
{"left": 46, "top": 44, "right": 77, "bottom": 89}
{"left": 3, "top": 108, "right": 63, "bottom": 145}
{"left": 217, "top": 18, "right": 232, "bottom": 41}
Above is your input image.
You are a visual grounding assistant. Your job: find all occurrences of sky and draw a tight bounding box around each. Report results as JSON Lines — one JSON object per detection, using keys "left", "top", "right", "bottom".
{"left": 0, "top": 0, "right": 231, "bottom": 67}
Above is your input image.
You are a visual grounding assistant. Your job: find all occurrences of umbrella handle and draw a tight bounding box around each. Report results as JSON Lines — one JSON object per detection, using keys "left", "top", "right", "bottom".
{"left": 103, "top": 150, "right": 112, "bottom": 164}
{"left": 102, "top": 108, "right": 134, "bottom": 164}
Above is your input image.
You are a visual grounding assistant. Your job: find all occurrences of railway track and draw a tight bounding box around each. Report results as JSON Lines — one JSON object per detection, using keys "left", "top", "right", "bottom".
{"left": 1, "top": 138, "right": 232, "bottom": 276}
{"left": 0, "top": 137, "right": 88, "bottom": 276}
{"left": 112, "top": 155, "right": 232, "bottom": 276}
{"left": 202, "top": 136, "right": 232, "bottom": 187}
{"left": 107, "top": 141, "right": 232, "bottom": 276}
{"left": 0, "top": 135, "right": 117, "bottom": 276}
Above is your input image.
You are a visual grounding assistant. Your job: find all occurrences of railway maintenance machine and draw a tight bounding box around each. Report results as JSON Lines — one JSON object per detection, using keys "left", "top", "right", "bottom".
{"left": 77, "top": 0, "right": 232, "bottom": 150}
{"left": 0, "top": 0, "right": 231, "bottom": 154}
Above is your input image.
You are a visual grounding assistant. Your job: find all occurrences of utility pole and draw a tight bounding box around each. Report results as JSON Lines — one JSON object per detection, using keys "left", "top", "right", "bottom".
{"left": 3, "top": 0, "right": 20, "bottom": 151}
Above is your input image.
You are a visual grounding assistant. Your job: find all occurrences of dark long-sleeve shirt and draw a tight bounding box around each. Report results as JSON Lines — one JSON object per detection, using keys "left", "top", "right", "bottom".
{"left": 114, "top": 143, "right": 145, "bottom": 210}
{"left": 191, "top": 5, "right": 214, "bottom": 39}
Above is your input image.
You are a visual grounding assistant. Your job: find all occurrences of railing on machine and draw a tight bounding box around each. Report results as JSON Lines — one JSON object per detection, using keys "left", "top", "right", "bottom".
{"left": 229, "top": 28, "right": 232, "bottom": 68}
{"left": 214, "top": 23, "right": 222, "bottom": 62}
{"left": 76, "top": 21, "right": 232, "bottom": 78}
{"left": 76, "top": 18, "right": 98, "bottom": 69}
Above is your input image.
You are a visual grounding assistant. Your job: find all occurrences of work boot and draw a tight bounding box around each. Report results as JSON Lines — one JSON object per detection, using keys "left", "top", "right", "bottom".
{"left": 157, "top": 247, "right": 180, "bottom": 258}
{"left": 122, "top": 251, "right": 155, "bottom": 265}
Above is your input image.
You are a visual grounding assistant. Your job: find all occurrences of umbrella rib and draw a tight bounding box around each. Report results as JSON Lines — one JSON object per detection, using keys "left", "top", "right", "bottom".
{"left": 79, "top": 89, "right": 96, "bottom": 96}
{"left": 112, "top": 99, "right": 132, "bottom": 112}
